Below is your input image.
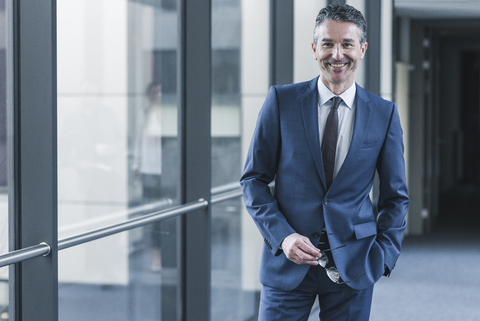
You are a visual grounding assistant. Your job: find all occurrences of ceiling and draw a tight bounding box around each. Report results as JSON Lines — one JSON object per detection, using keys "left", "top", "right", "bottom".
{"left": 395, "top": 0, "right": 480, "bottom": 19}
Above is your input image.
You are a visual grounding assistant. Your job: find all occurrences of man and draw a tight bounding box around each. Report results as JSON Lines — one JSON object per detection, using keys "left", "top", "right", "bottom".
{"left": 240, "top": 3, "right": 409, "bottom": 321}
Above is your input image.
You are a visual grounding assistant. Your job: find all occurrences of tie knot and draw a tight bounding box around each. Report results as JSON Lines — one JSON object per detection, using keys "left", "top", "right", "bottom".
{"left": 331, "top": 96, "right": 342, "bottom": 110}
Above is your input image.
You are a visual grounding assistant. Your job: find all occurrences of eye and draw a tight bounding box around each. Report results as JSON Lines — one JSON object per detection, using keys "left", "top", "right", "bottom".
{"left": 322, "top": 43, "right": 334, "bottom": 48}
{"left": 343, "top": 43, "right": 353, "bottom": 48}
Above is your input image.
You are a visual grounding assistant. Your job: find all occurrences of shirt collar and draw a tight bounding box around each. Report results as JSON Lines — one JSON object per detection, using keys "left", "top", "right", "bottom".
{"left": 317, "top": 78, "right": 356, "bottom": 110}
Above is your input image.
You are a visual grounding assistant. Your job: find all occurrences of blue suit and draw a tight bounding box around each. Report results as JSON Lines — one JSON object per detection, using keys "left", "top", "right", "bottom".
{"left": 240, "top": 77, "right": 409, "bottom": 292}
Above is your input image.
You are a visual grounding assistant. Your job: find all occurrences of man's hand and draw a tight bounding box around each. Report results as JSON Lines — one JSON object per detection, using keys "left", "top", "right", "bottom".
{"left": 281, "top": 233, "right": 321, "bottom": 265}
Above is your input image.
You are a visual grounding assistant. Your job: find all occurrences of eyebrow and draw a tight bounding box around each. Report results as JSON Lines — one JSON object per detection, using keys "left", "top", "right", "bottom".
{"left": 321, "top": 38, "right": 355, "bottom": 43}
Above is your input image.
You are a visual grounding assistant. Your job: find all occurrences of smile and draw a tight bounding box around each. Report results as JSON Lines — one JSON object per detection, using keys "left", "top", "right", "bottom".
{"left": 329, "top": 63, "right": 347, "bottom": 68}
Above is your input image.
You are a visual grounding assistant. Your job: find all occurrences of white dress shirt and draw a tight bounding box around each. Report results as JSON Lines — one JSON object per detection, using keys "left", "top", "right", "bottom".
{"left": 317, "top": 78, "right": 357, "bottom": 182}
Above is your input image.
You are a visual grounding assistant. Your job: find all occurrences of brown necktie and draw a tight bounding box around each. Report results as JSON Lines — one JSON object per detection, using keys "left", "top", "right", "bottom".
{"left": 322, "top": 96, "right": 342, "bottom": 190}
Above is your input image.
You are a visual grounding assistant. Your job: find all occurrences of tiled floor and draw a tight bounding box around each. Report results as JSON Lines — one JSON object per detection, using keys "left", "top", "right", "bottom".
{"left": 370, "top": 222, "right": 480, "bottom": 321}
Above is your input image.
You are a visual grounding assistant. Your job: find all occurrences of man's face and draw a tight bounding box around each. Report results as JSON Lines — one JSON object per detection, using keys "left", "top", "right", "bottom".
{"left": 312, "top": 20, "right": 367, "bottom": 91}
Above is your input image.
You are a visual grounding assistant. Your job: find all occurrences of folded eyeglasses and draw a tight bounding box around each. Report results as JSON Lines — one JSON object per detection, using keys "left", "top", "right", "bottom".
{"left": 317, "top": 244, "right": 366, "bottom": 284}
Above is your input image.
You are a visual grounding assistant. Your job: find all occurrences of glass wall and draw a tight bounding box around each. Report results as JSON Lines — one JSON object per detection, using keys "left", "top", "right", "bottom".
{"left": 0, "top": 0, "right": 275, "bottom": 318}
{"left": 210, "top": 0, "right": 244, "bottom": 319}
{"left": 58, "top": 218, "right": 180, "bottom": 320}
{"left": 210, "top": 0, "right": 269, "bottom": 319}
{"left": 57, "top": 0, "right": 180, "bottom": 319}
{"left": 211, "top": 0, "right": 241, "bottom": 189}
{"left": 0, "top": 0, "right": 9, "bottom": 318}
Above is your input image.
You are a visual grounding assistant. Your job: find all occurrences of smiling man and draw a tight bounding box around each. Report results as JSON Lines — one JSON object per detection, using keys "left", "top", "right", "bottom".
{"left": 312, "top": 18, "right": 367, "bottom": 94}
{"left": 240, "top": 3, "right": 409, "bottom": 321}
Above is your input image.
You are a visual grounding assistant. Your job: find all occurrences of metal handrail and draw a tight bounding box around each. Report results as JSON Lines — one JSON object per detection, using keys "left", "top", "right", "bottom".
{"left": 0, "top": 242, "right": 51, "bottom": 268}
{"left": 0, "top": 183, "right": 245, "bottom": 268}
{"left": 211, "top": 182, "right": 241, "bottom": 195}
{"left": 211, "top": 188, "right": 242, "bottom": 204}
{"left": 58, "top": 198, "right": 173, "bottom": 235}
{"left": 0, "top": 198, "right": 208, "bottom": 268}
{"left": 58, "top": 198, "right": 208, "bottom": 251}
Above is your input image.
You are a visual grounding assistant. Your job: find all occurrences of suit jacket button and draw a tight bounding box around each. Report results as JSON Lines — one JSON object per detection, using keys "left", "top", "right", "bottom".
{"left": 313, "top": 232, "right": 320, "bottom": 238}
{"left": 323, "top": 198, "right": 329, "bottom": 205}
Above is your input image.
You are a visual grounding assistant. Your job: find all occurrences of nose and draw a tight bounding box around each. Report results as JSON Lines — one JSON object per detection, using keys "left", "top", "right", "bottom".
{"left": 332, "top": 45, "right": 343, "bottom": 60}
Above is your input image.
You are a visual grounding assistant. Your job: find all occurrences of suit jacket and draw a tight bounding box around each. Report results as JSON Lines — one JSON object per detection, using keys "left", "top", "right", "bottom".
{"left": 240, "top": 77, "right": 409, "bottom": 291}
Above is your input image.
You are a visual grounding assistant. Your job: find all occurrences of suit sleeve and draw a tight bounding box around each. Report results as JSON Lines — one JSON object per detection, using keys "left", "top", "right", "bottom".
{"left": 376, "top": 103, "right": 410, "bottom": 274}
{"left": 240, "top": 87, "right": 296, "bottom": 256}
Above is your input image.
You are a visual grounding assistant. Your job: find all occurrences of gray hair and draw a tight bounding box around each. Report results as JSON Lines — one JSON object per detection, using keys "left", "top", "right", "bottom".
{"left": 313, "top": 3, "right": 367, "bottom": 46}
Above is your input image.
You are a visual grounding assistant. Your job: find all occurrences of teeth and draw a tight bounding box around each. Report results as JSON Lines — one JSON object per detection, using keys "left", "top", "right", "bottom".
{"left": 331, "top": 63, "right": 346, "bottom": 67}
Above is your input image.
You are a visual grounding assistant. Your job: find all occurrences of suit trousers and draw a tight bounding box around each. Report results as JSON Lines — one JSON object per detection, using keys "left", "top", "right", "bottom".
{"left": 258, "top": 265, "right": 374, "bottom": 321}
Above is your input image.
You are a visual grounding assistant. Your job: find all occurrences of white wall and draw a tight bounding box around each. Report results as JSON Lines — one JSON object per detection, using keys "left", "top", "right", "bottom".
{"left": 293, "top": 0, "right": 327, "bottom": 83}
{"left": 396, "top": 62, "right": 410, "bottom": 234}
{"left": 380, "top": 0, "right": 393, "bottom": 100}
{"left": 347, "top": 0, "right": 366, "bottom": 87}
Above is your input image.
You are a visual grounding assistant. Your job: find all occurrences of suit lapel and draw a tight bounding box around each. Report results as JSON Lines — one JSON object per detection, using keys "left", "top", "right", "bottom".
{"left": 332, "top": 85, "right": 372, "bottom": 188}
{"left": 300, "top": 77, "right": 327, "bottom": 190}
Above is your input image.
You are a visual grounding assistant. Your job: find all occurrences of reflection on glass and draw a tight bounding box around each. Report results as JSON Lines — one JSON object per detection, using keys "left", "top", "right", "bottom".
{"left": 58, "top": 218, "right": 181, "bottom": 320}
{"left": 57, "top": 0, "right": 180, "bottom": 319}
{"left": 211, "top": 197, "right": 262, "bottom": 321}
{"left": 0, "top": 0, "right": 9, "bottom": 318}
{"left": 211, "top": 2, "right": 259, "bottom": 319}
{"left": 211, "top": 1, "right": 242, "bottom": 189}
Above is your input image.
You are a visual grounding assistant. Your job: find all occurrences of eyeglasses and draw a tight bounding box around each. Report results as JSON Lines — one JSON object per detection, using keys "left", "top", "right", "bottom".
{"left": 317, "top": 244, "right": 366, "bottom": 284}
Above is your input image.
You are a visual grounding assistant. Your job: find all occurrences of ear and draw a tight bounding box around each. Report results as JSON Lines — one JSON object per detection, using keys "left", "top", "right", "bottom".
{"left": 359, "top": 42, "right": 368, "bottom": 60}
{"left": 311, "top": 42, "right": 317, "bottom": 60}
